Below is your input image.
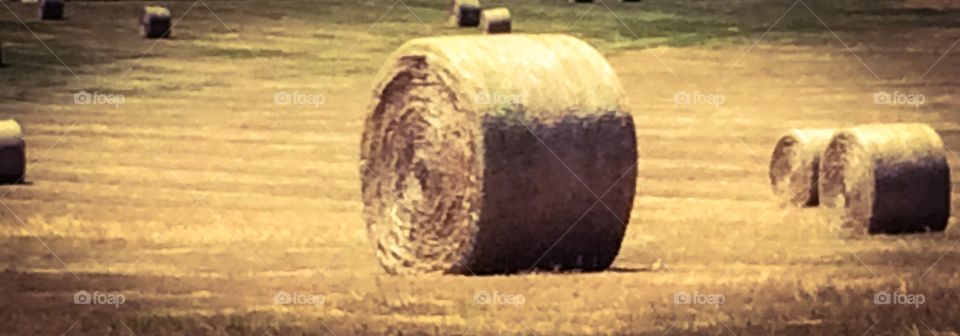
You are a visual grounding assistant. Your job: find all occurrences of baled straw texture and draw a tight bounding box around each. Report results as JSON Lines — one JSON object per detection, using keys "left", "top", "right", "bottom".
{"left": 479, "top": 8, "right": 511, "bottom": 34}
{"left": 820, "top": 123, "right": 951, "bottom": 234}
{"left": 141, "top": 6, "right": 172, "bottom": 39}
{"left": 769, "top": 128, "right": 835, "bottom": 206}
{"left": 39, "top": 0, "right": 64, "bottom": 20}
{"left": 0, "top": 119, "right": 25, "bottom": 184}
{"left": 361, "top": 34, "right": 637, "bottom": 275}
{"left": 450, "top": 0, "right": 481, "bottom": 27}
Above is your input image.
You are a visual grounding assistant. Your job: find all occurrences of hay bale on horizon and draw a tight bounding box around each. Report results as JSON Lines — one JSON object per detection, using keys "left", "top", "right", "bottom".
{"left": 480, "top": 7, "right": 511, "bottom": 34}
{"left": 769, "top": 128, "right": 835, "bottom": 207}
{"left": 820, "top": 123, "right": 951, "bottom": 234}
{"left": 361, "top": 34, "right": 637, "bottom": 275}
{"left": 39, "top": 0, "right": 64, "bottom": 21}
{"left": 0, "top": 120, "right": 26, "bottom": 184}
{"left": 140, "top": 6, "right": 172, "bottom": 39}
{"left": 450, "top": 0, "right": 481, "bottom": 27}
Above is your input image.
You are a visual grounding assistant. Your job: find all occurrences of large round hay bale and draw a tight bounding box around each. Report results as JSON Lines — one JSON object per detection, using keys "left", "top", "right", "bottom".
{"left": 140, "top": 6, "right": 172, "bottom": 39}
{"left": 820, "top": 123, "right": 951, "bottom": 234}
{"left": 361, "top": 34, "right": 637, "bottom": 275}
{"left": 479, "top": 7, "right": 511, "bottom": 34}
{"left": 450, "top": 0, "right": 481, "bottom": 27}
{"left": 39, "top": 0, "right": 64, "bottom": 20}
{"left": 769, "top": 128, "right": 835, "bottom": 207}
{"left": 0, "top": 120, "right": 26, "bottom": 184}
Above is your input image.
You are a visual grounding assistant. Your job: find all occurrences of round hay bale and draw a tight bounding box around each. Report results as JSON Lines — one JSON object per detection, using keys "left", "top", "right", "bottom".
{"left": 39, "top": 0, "right": 64, "bottom": 21}
{"left": 820, "top": 123, "right": 951, "bottom": 234}
{"left": 0, "top": 119, "right": 26, "bottom": 184}
{"left": 450, "top": 0, "right": 481, "bottom": 27}
{"left": 479, "top": 7, "right": 511, "bottom": 34}
{"left": 361, "top": 34, "right": 637, "bottom": 275}
{"left": 140, "top": 6, "right": 172, "bottom": 39}
{"left": 768, "top": 128, "right": 835, "bottom": 207}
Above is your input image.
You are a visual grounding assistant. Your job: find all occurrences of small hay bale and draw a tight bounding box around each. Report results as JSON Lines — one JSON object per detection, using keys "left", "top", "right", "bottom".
{"left": 0, "top": 120, "right": 26, "bottom": 184}
{"left": 450, "top": 0, "right": 481, "bottom": 27}
{"left": 140, "top": 6, "right": 172, "bottom": 39}
{"left": 820, "top": 123, "right": 951, "bottom": 234}
{"left": 768, "top": 128, "right": 835, "bottom": 207}
{"left": 39, "top": 0, "right": 64, "bottom": 21}
{"left": 479, "top": 7, "right": 511, "bottom": 34}
{"left": 361, "top": 34, "right": 637, "bottom": 275}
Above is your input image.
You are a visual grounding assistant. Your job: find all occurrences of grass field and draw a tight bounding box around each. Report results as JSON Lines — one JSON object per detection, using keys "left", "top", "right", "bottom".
{"left": 2, "top": 0, "right": 960, "bottom": 334}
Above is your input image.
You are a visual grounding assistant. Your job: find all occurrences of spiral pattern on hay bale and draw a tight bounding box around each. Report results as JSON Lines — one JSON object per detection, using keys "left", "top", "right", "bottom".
{"left": 769, "top": 128, "right": 835, "bottom": 206}
{"left": 0, "top": 120, "right": 26, "bottom": 184}
{"left": 361, "top": 34, "right": 637, "bottom": 275}
{"left": 820, "top": 123, "right": 951, "bottom": 234}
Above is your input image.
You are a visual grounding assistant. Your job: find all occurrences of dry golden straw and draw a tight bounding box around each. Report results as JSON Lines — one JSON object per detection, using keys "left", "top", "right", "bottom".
{"left": 820, "top": 123, "right": 951, "bottom": 234}
{"left": 450, "top": 0, "right": 481, "bottom": 27}
{"left": 769, "top": 128, "right": 835, "bottom": 206}
{"left": 480, "top": 7, "right": 511, "bottom": 34}
{"left": 0, "top": 119, "right": 26, "bottom": 184}
{"left": 361, "top": 34, "right": 637, "bottom": 275}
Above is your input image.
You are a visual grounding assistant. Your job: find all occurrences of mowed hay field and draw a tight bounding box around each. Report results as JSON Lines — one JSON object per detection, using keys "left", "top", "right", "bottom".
{"left": 2, "top": 0, "right": 960, "bottom": 334}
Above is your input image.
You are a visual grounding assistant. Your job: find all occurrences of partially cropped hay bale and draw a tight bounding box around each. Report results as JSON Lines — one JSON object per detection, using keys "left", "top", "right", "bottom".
{"left": 480, "top": 7, "right": 511, "bottom": 34}
{"left": 450, "top": 0, "right": 481, "bottom": 27}
{"left": 820, "top": 123, "right": 951, "bottom": 234}
{"left": 0, "top": 120, "right": 26, "bottom": 184}
{"left": 361, "top": 34, "right": 637, "bottom": 275}
{"left": 769, "top": 128, "right": 835, "bottom": 206}
{"left": 140, "top": 6, "right": 172, "bottom": 39}
{"left": 39, "top": 0, "right": 64, "bottom": 20}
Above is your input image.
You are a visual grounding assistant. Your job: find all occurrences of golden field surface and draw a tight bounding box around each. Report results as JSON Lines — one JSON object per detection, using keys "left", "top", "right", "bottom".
{"left": 2, "top": 0, "right": 960, "bottom": 334}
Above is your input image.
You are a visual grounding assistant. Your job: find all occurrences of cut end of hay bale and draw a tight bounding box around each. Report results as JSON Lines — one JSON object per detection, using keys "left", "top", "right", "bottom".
{"left": 820, "top": 123, "right": 951, "bottom": 234}
{"left": 450, "top": 0, "right": 481, "bottom": 27}
{"left": 480, "top": 7, "right": 511, "bottom": 34}
{"left": 0, "top": 119, "right": 26, "bottom": 184}
{"left": 39, "top": 0, "right": 64, "bottom": 20}
{"left": 361, "top": 34, "right": 636, "bottom": 275}
{"left": 141, "top": 6, "right": 172, "bottom": 39}
{"left": 768, "top": 128, "right": 835, "bottom": 207}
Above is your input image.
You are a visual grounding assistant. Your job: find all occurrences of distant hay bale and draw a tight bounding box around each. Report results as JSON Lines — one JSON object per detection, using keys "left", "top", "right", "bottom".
{"left": 140, "top": 6, "right": 172, "bottom": 39}
{"left": 39, "top": 0, "right": 64, "bottom": 20}
{"left": 820, "top": 123, "right": 951, "bottom": 234}
{"left": 480, "top": 7, "right": 511, "bottom": 34}
{"left": 0, "top": 120, "right": 26, "bottom": 184}
{"left": 361, "top": 34, "right": 637, "bottom": 275}
{"left": 450, "top": 0, "right": 481, "bottom": 27}
{"left": 768, "top": 128, "right": 835, "bottom": 206}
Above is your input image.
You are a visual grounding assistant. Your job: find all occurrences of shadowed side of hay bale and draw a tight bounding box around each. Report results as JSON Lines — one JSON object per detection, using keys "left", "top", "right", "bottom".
{"left": 769, "top": 128, "right": 835, "bottom": 207}
{"left": 0, "top": 120, "right": 26, "bottom": 184}
{"left": 450, "top": 0, "right": 481, "bottom": 27}
{"left": 480, "top": 8, "right": 511, "bottom": 34}
{"left": 39, "top": 0, "right": 64, "bottom": 20}
{"left": 141, "top": 6, "right": 172, "bottom": 39}
{"left": 820, "top": 123, "right": 950, "bottom": 234}
{"left": 361, "top": 34, "right": 637, "bottom": 275}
